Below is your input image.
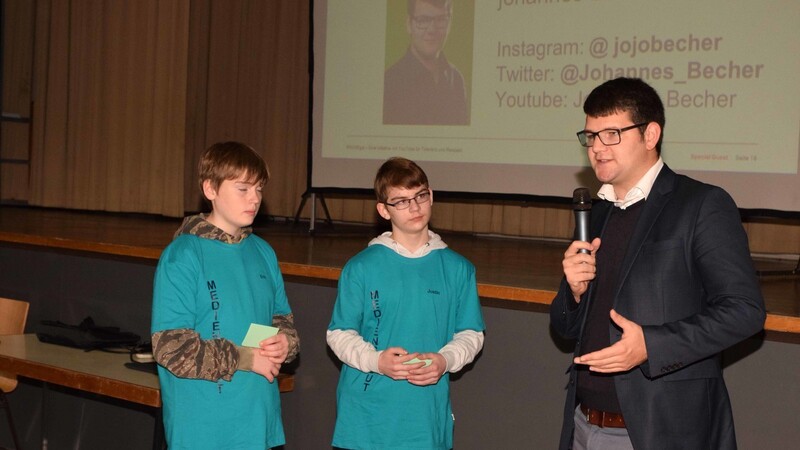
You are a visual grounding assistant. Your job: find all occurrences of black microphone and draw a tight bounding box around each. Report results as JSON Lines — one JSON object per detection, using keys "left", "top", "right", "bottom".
{"left": 572, "top": 187, "right": 592, "bottom": 254}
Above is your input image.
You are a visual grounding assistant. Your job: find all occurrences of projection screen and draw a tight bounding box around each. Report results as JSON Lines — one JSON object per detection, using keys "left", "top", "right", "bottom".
{"left": 311, "top": 0, "right": 800, "bottom": 214}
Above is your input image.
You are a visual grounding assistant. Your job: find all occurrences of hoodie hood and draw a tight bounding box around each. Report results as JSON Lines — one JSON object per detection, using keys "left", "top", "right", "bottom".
{"left": 173, "top": 213, "right": 252, "bottom": 244}
{"left": 368, "top": 230, "right": 447, "bottom": 258}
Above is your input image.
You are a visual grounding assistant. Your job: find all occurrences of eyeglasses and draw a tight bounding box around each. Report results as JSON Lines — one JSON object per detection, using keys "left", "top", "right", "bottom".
{"left": 384, "top": 190, "right": 431, "bottom": 210}
{"left": 576, "top": 122, "right": 648, "bottom": 147}
{"left": 411, "top": 14, "right": 451, "bottom": 31}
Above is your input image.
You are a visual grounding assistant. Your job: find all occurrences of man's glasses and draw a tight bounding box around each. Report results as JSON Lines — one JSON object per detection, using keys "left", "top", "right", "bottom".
{"left": 384, "top": 190, "right": 431, "bottom": 210}
{"left": 576, "top": 122, "right": 648, "bottom": 147}
{"left": 411, "top": 14, "right": 451, "bottom": 31}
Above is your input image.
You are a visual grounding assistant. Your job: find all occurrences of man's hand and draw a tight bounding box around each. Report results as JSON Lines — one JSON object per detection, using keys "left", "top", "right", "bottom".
{"left": 258, "top": 333, "right": 289, "bottom": 364}
{"left": 377, "top": 346, "right": 420, "bottom": 380}
{"left": 574, "top": 309, "right": 648, "bottom": 373}
{"left": 406, "top": 353, "right": 447, "bottom": 386}
{"left": 562, "top": 237, "right": 601, "bottom": 302}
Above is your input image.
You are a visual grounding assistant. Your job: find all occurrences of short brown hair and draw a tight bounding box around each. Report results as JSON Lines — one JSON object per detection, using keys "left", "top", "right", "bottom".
{"left": 198, "top": 142, "right": 270, "bottom": 193}
{"left": 374, "top": 157, "right": 429, "bottom": 203}
{"left": 407, "top": 0, "right": 453, "bottom": 16}
{"left": 583, "top": 77, "right": 666, "bottom": 154}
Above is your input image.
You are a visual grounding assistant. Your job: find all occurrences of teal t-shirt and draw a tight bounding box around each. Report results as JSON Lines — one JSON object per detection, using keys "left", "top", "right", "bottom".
{"left": 328, "top": 245, "right": 485, "bottom": 450}
{"left": 151, "top": 234, "right": 290, "bottom": 450}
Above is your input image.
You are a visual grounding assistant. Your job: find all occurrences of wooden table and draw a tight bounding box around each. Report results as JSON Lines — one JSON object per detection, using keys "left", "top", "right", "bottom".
{"left": 0, "top": 334, "right": 293, "bottom": 449}
{"left": 0, "top": 334, "right": 160, "bottom": 407}
{"left": 0, "top": 334, "right": 293, "bottom": 406}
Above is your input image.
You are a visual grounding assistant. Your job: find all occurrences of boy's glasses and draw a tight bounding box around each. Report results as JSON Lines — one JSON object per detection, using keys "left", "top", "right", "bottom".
{"left": 411, "top": 14, "right": 451, "bottom": 31}
{"left": 384, "top": 190, "right": 431, "bottom": 210}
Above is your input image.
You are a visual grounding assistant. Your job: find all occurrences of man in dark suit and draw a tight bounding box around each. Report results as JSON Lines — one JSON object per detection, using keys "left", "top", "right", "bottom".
{"left": 550, "top": 77, "right": 765, "bottom": 450}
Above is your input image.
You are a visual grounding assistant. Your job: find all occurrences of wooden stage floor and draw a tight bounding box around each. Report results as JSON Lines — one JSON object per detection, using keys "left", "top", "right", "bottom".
{"left": 0, "top": 205, "right": 797, "bottom": 335}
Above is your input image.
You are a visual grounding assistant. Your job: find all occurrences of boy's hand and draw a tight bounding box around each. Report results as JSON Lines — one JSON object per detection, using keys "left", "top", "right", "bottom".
{"left": 250, "top": 348, "right": 281, "bottom": 382}
{"left": 377, "top": 346, "right": 420, "bottom": 380}
{"left": 258, "top": 333, "right": 289, "bottom": 364}
{"left": 406, "top": 353, "right": 446, "bottom": 386}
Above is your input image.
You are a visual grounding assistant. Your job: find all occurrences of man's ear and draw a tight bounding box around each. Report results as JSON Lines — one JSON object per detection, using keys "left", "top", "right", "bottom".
{"left": 644, "top": 122, "right": 661, "bottom": 151}
{"left": 376, "top": 202, "right": 391, "bottom": 221}
{"left": 202, "top": 179, "right": 217, "bottom": 201}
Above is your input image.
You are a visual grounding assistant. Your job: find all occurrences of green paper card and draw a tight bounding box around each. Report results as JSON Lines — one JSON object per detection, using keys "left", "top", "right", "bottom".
{"left": 403, "top": 357, "right": 432, "bottom": 367}
{"left": 241, "top": 323, "right": 279, "bottom": 348}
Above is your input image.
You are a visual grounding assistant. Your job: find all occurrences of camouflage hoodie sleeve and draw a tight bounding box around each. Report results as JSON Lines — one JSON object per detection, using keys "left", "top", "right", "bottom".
{"left": 273, "top": 313, "right": 300, "bottom": 363}
{"left": 153, "top": 215, "right": 293, "bottom": 379}
{"left": 152, "top": 328, "right": 256, "bottom": 382}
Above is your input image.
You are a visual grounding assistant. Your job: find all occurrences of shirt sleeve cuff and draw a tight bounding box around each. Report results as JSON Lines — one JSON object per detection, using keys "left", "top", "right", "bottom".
{"left": 236, "top": 345, "right": 254, "bottom": 371}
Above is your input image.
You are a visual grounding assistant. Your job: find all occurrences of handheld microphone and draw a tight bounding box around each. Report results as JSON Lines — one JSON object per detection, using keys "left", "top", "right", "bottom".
{"left": 572, "top": 187, "right": 592, "bottom": 254}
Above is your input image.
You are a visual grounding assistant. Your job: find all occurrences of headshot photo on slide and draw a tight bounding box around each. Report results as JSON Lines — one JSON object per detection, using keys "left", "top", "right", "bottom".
{"left": 382, "top": 0, "right": 475, "bottom": 126}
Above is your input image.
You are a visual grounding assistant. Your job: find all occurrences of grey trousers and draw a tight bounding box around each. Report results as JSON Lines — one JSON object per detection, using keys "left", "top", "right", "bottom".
{"left": 572, "top": 405, "right": 634, "bottom": 450}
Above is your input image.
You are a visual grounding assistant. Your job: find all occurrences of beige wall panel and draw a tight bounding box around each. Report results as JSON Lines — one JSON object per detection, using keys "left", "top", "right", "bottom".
{"left": 432, "top": 201, "right": 455, "bottom": 231}
{"left": 516, "top": 205, "right": 541, "bottom": 237}
{"left": 746, "top": 221, "right": 800, "bottom": 255}
{"left": 500, "top": 203, "right": 523, "bottom": 236}
{"left": 340, "top": 197, "right": 368, "bottom": 223}
{"left": 449, "top": 201, "right": 476, "bottom": 233}
{"left": 321, "top": 196, "right": 344, "bottom": 221}
{"left": 543, "top": 206, "right": 573, "bottom": 239}
{"left": 363, "top": 198, "right": 379, "bottom": 224}
{"left": 471, "top": 203, "right": 494, "bottom": 232}
{"left": 488, "top": 203, "right": 505, "bottom": 234}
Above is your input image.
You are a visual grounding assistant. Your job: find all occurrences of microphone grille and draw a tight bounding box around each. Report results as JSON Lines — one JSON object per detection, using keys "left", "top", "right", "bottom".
{"left": 572, "top": 187, "right": 592, "bottom": 209}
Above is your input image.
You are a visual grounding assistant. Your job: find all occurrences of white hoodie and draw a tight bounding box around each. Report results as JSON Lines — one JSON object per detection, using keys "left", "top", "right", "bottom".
{"left": 327, "top": 230, "right": 484, "bottom": 375}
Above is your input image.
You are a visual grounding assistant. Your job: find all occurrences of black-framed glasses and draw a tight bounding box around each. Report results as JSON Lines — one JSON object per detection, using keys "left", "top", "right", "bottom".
{"left": 384, "top": 190, "right": 431, "bottom": 210}
{"left": 411, "top": 14, "right": 451, "bottom": 31}
{"left": 576, "top": 122, "right": 648, "bottom": 147}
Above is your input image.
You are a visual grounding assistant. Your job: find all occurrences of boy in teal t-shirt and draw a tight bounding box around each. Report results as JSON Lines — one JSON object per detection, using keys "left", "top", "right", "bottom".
{"left": 327, "top": 157, "right": 486, "bottom": 449}
{"left": 151, "top": 142, "right": 299, "bottom": 450}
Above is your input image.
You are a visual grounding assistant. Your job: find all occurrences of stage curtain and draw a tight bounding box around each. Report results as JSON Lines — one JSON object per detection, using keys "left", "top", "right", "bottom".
{"left": 186, "top": 0, "right": 310, "bottom": 218}
{"left": 28, "top": 0, "right": 188, "bottom": 217}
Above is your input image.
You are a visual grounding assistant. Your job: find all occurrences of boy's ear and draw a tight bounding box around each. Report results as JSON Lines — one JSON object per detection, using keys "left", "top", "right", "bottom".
{"left": 202, "top": 179, "right": 217, "bottom": 201}
{"left": 376, "top": 202, "right": 391, "bottom": 220}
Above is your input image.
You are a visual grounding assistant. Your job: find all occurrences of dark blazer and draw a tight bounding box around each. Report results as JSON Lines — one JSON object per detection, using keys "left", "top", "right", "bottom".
{"left": 550, "top": 165, "right": 766, "bottom": 450}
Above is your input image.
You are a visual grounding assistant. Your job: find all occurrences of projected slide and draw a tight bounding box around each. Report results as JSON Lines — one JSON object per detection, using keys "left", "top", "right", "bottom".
{"left": 312, "top": 0, "right": 800, "bottom": 212}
